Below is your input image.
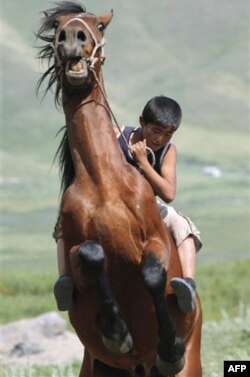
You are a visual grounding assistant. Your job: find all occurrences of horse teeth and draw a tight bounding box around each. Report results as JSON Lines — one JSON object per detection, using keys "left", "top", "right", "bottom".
{"left": 71, "top": 62, "right": 82, "bottom": 72}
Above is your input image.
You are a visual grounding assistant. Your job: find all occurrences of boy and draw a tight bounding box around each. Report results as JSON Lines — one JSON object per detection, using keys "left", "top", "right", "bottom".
{"left": 54, "top": 96, "right": 202, "bottom": 313}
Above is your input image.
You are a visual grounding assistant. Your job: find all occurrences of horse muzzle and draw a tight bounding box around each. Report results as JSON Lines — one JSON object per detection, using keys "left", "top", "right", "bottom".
{"left": 65, "top": 58, "right": 89, "bottom": 86}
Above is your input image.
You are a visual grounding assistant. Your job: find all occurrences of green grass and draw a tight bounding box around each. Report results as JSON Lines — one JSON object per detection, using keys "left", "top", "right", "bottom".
{"left": 196, "top": 260, "right": 250, "bottom": 321}
{"left": 1, "top": 260, "right": 249, "bottom": 324}
{"left": 2, "top": 161, "right": 249, "bottom": 272}
{"left": 201, "top": 307, "right": 250, "bottom": 377}
{"left": 1, "top": 362, "right": 81, "bottom": 377}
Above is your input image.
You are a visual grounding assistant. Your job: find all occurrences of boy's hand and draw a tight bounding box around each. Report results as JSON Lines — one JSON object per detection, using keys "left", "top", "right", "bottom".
{"left": 129, "top": 139, "right": 148, "bottom": 166}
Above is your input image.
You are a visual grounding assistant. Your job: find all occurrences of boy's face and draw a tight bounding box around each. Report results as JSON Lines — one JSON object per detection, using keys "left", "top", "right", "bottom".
{"left": 140, "top": 117, "right": 175, "bottom": 151}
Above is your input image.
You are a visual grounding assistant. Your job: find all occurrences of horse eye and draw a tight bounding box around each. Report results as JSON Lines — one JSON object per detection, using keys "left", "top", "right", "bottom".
{"left": 97, "top": 23, "right": 105, "bottom": 32}
{"left": 53, "top": 21, "right": 58, "bottom": 29}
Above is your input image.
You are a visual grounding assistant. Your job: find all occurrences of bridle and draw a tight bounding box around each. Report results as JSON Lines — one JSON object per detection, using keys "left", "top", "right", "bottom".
{"left": 54, "top": 15, "right": 156, "bottom": 167}
{"left": 54, "top": 16, "right": 106, "bottom": 69}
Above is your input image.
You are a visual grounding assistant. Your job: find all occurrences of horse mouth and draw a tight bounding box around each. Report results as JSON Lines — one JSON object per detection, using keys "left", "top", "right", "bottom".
{"left": 65, "top": 59, "right": 89, "bottom": 85}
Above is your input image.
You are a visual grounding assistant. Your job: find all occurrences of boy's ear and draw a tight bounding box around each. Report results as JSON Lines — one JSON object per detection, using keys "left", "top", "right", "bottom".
{"left": 139, "top": 116, "right": 145, "bottom": 127}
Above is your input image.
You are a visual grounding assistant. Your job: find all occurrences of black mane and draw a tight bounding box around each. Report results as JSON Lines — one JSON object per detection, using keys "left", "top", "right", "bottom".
{"left": 36, "top": 1, "right": 86, "bottom": 104}
{"left": 36, "top": 2, "right": 85, "bottom": 193}
{"left": 39, "top": 1, "right": 86, "bottom": 34}
{"left": 54, "top": 127, "right": 75, "bottom": 194}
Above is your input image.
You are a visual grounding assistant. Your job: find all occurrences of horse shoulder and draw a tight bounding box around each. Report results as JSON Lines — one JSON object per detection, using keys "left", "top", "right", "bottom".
{"left": 61, "top": 183, "right": 96, "bottom": 215}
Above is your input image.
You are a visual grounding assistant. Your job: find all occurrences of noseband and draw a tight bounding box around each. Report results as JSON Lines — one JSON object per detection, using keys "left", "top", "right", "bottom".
{"left": 54, "top": 16, "right": 106, "bottom": 69}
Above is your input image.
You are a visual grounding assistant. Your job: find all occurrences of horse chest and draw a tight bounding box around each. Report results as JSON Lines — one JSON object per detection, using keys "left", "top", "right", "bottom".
{"left": 63, "top": 189, "right": 143, "bottom": 260}
{"left": 90, "top": 203, "right": 144, "bottom": 259}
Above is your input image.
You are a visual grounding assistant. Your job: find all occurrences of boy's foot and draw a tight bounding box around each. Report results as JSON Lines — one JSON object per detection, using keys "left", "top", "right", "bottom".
{"left": 54, "top": 275, "right": 74, "bottom": 311}
{"left": 171, "top": 277, "right": 196, "bottom": 313}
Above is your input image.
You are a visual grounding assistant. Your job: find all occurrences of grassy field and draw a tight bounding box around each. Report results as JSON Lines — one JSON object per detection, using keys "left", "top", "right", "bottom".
{"left": 1, "top": 0, "right": 249, "bottom": 376}
{"left": 1, "top": 259, "right": 250, "bottom": 324}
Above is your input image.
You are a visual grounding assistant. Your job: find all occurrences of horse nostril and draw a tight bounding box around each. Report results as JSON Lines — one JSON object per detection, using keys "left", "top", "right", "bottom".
{"left": 58, "top": 29, "right": 66, "bottom": 42}
{"left": 77, "top": 30, "right": 86, "bottom": 42}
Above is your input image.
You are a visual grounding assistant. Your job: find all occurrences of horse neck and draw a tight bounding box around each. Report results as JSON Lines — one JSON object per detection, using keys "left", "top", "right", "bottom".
{"left": 62, "top": 71, "right": 124, "bottom": 188}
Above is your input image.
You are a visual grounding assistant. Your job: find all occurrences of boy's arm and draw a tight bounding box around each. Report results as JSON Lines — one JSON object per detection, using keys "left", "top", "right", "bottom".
{"left": 130, "top": 141, "right": 177, "bottom": 203}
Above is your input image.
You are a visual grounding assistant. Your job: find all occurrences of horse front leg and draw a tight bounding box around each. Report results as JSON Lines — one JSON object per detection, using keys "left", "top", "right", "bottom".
{"left": 141, "top": 252, "right": 185, "bottom": 377}
{"left": 78, "top": 240, "right": 133, "bottom": 354}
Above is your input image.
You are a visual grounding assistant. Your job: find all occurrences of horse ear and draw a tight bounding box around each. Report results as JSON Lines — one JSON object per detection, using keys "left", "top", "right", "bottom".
{"left": 98, "top": 10, "right": 113, "bottom": 31}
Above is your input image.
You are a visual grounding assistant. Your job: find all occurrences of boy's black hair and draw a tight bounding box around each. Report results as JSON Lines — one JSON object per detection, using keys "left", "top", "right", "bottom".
{"left": 142, "top": 96, "right": 182, "bottom": 130}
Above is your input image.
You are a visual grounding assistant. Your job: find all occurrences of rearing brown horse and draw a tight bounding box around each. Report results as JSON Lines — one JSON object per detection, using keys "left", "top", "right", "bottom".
{"left": 37, "top": 2, "right": 202, "bottom": 376}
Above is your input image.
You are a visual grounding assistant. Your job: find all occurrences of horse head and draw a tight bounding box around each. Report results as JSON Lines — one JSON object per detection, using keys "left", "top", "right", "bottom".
{"left": 37, "top": 1, "right": 113, "bottom": 99}
{"left": 53, "top": 12, "right": 113, "bottom": 86}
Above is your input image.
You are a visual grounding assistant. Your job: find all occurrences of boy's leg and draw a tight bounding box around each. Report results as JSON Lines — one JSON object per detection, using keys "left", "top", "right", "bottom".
{"left": 157, "top": 201, "right": 200, "bottom": 313}
{"left": 54, "top": 239, "right": 74, "bottom": 311}
{"left": 171, "top": 236, "right": 197, "bottom": 313}
{"left": 178, "top": 235, "right": 196, "bottom": 279}
{"left": 57, "top": 238, "right": 67, "bottom": 276}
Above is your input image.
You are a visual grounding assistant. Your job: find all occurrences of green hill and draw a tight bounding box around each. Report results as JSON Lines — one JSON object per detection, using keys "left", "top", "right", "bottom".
{"left": 2, "top": 0, "right": 249, "bottom": 273}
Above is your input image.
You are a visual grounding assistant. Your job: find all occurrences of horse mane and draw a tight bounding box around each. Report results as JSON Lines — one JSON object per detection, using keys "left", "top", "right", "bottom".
{"left": 36, "top": 1, "right": 86, "bottom": 105}
{"left": 54, "top": 127, "right": 75, "bottom": 194}
{"left": 36, "top": 2, "right": 85, "bottom": 193}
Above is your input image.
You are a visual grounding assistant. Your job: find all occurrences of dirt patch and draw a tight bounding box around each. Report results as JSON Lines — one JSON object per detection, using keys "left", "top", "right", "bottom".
{"left": 0, "top": 312, "right": 83, "bottom": 366}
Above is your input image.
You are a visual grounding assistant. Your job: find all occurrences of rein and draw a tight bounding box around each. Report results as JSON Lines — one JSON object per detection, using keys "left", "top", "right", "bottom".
{"left": 54, "top": 16, "right": 156, "bottom": 168}
{"left": 90, "top": 68, "right": 156, "bottom": 167}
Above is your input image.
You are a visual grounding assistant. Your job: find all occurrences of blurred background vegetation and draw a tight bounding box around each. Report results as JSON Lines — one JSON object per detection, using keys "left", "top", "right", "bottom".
{"left": 1, "top": 0, "right": 249, "bottom": 376}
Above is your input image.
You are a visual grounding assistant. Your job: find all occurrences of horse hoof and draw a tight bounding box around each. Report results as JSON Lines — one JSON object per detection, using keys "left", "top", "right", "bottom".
{"left": 156, "top": 354, "right": 185, "bottom": 376}
{"left": 102, "top": 332, "right": 133, "bottom": 354}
